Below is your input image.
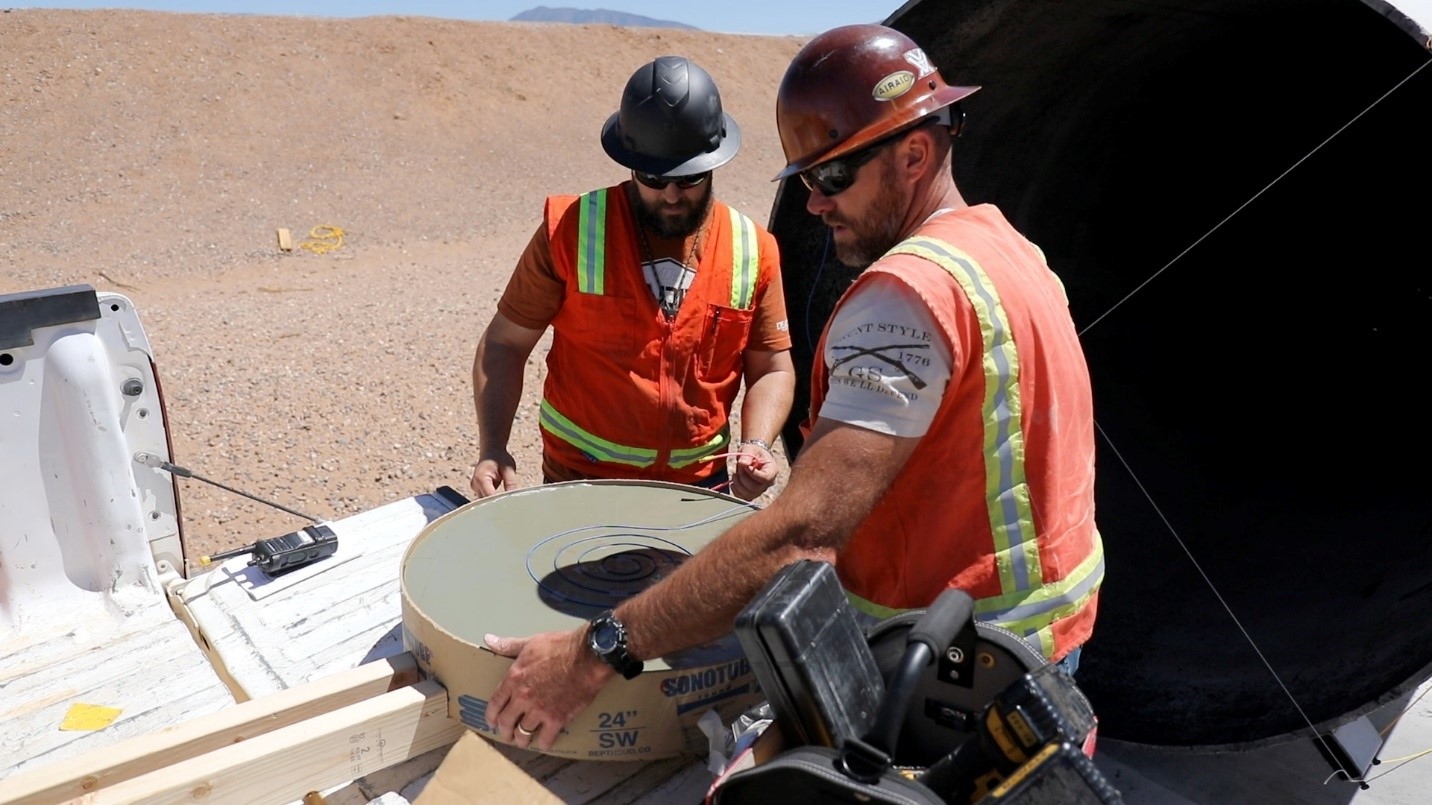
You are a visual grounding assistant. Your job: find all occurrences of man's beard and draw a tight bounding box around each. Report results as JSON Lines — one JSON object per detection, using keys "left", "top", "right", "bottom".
{"left": 635, "top": 183, "right": 714, "bottom": 238}
{"left": 829, "top": 158, "right": 907, "bottom": 269}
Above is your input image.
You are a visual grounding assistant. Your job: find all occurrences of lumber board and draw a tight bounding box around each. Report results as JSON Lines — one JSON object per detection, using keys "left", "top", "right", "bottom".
{"left": 1, "top": 654, "right": 419, "bottom": 805}
{"left": 540, "top": 755, "right": 698, "bottom": 803}
{"left": 618, "top": 758, "right": 718, "bottom": 804}
{"left": 486, "top": 742, "right": 717, "bottom": 805}
{"left": 1, "top": 603, "right": 235, "bottom": 783}
{"left": 83, "top": 679, "right": 462, "bottom": 804}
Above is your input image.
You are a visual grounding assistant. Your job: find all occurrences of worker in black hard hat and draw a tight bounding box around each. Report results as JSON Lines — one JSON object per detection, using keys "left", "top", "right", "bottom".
{"left": 470, "top": 57, "right": 794, "bottom": 504}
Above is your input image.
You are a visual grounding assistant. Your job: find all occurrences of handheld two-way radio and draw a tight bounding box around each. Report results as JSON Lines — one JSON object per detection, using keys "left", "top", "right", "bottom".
{"left": 197, "top": 523, "right": 339, "bottom": 575}
{"left": 134, "top": 451, "right": 338, "bottom": 576}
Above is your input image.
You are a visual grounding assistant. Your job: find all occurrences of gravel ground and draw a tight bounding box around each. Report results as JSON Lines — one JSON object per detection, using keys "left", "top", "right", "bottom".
{"left": 2, "top": 10, "right": 805, "bottom": 568}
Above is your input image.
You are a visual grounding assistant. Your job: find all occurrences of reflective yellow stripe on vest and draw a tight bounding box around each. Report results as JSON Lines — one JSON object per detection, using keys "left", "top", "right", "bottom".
{"left": 668, "top": 427, "right": 731, "bottom": 469}
{"left": 576, "top": 190, "right": 759, "bottom": 306}
{"left": 540, "top": 399, "right": 656, "bottom": 467}
{"left": 845, "top": 538, "right": 1104, "bottom": 658}
{"left": 974, "top": 538, "right": 1104, "bottom": 653}
{"left": 843, "top": 235, "right": 1106, "bottom": 658}
{"left": 890, "top": 236, "right": 1043, "bottom": 596}
{"left": 728, "top": 208, "right": 759, "bottom": 309}
{"left": 575, "top": 189, "right": 609, "bottom": 295}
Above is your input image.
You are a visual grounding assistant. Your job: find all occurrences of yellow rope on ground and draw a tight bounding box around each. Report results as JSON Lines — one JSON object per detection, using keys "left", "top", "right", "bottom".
{"left": 299, "top": 225, "right": 345, "bottom": 254}
{"left": 1375, "top": 746, "right": 1432, "bottom": 765}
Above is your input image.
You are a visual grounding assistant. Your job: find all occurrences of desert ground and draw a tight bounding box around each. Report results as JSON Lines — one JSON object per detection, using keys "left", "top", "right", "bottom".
{"left": 1, "top": 9, "right": 809, "bottom": 565}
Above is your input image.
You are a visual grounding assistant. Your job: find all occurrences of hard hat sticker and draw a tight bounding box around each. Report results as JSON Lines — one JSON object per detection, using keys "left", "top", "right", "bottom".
{"left": 904, "top": 48, "right": 936, "bottom": 78}
{"left": 873, "top": 70, "right": 916, "bottom": 101}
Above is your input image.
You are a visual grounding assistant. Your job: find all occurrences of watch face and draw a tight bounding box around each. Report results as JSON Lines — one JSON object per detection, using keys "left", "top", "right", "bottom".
{"left": 591, "top": 621, "right": 621, "bottom": 654}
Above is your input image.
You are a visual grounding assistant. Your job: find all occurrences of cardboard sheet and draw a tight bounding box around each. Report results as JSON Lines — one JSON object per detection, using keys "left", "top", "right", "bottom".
{"left": 415, "top": 732, "right": 562, "bottom": 804}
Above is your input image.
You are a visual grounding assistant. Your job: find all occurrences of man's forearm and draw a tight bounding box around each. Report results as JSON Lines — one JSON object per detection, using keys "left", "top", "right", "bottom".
{"left": 473, "top": 339, "right": 528, "bottom": 454}
{"left": 613, "top": 419, "right": 912, "bottom": 660}
{"left": 739, "top": 352, "right": 795, "bottom": 444}
{"left": 614, "top": 502, "right": 830, "bottom": 659}
{"left": 610, "top": 415, "right": 910, "bottom": 661}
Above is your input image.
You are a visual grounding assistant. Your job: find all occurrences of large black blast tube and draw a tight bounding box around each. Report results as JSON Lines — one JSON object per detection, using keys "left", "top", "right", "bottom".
{"left": 769, "top": 0, "right": 1432, "bottom": 748}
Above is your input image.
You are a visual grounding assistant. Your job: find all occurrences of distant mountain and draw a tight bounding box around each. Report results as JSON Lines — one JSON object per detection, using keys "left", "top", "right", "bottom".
{"left": 511, "top": 6, "right": 698, "bottom": 30}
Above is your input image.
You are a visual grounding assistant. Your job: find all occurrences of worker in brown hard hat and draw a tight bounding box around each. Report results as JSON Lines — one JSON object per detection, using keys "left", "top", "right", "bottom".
{"left": 484, "top": 25, "right": 1103, "bottom": 753}
{"left": 469, "top": 56, "right": 794, "bottom": 503}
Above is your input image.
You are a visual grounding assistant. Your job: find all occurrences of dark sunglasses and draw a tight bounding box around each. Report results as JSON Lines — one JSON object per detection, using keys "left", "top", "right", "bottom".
{"left": 633, "top": 171, "right": 711, "bottom": 190}
{"left": 798, "top": 112, "right": 953, "bottom": 197}
{"left": 797, "top": 141, "right": 890, "bottom": 197}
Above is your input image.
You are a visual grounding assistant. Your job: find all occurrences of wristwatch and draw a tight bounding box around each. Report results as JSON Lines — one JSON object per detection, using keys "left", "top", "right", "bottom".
{"left": 587, "top": 610, "right": 644, "bottom": 680}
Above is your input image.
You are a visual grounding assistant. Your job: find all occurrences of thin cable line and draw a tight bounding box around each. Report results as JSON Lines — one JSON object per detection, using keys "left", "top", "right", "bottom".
{"left": 805, "top": 230, "right": 833, "bottom": 353}
{"left": 1362, "top": 685, "right": 1432, "bottom": 784}
{"left": 1075, "top": 59, "right": 1430, "bottom": 788}
{"left": 1372, "top": 746, "right": 1432, "bottom": 767}
{"left": 1379, "top": 684, "right": 1431, "bottom": 737}
{"left": 530, "top": 503, "right": 755, "bottom": 548}
{"left": 1094, "top": 421, "right": 1333, "bottom": 752}
{"left": 1079, "top": 58, "right": 1430, "bottom": 337}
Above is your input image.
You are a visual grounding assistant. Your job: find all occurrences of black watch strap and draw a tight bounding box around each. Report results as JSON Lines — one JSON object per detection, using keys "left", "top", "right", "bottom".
{"left": 588, "top": 610, "right": 644, "bottom": 680}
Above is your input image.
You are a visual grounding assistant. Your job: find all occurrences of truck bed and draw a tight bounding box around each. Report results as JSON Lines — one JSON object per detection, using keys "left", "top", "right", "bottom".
{"left": 6, "top": 484, "right": 1430, "bottom": 803}
{"left": 171, "top": 488, "right": 717, "bottom": 804}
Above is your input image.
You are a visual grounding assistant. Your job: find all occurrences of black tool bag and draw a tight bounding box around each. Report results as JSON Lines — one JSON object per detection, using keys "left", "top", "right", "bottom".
{"left": 863, "top": 600, "right": 1050, "bottom": 769}
{"left": 709, "top": 744, "right": 945, "bottom": 804}
{"left": 715, "top": 572, "right": 984, "bottom": 804}
{"left": 730, "top": 558, "right": 885, "bottom": 749}
{"left": 714, "top": 567, "right": 1123, "bottom": 804}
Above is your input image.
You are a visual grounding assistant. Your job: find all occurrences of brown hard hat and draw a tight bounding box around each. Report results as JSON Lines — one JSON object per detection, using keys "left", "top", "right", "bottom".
{"left": 774, "top": 24, "right": 980, "bottom": 180}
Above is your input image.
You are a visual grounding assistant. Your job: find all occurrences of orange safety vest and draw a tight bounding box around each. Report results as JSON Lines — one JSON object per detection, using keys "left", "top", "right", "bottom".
{"left": 809, "top": 206, "right": 1104, "bottom": 661}
{"left": 540, "top": 184, "right": 768, "bottom": 483}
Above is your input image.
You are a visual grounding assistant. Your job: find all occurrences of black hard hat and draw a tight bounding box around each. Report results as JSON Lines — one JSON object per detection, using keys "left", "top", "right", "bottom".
{"left": 601, "top": 56, "right": 742, "bottom": 176}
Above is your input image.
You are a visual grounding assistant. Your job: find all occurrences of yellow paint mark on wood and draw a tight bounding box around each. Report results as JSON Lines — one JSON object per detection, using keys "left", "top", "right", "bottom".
{"left": 60, "top": 703, "right": 123, "bottom": 731}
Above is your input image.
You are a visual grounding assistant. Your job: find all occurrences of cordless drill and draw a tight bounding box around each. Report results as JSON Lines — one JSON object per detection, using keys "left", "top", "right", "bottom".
{"left": 917, "top": 662, "right": 1121, "bottom": 803}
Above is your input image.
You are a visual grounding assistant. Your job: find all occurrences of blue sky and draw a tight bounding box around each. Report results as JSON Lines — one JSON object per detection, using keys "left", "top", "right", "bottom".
{"left": 10, "top": 1, "right": 899, "bottom": 35}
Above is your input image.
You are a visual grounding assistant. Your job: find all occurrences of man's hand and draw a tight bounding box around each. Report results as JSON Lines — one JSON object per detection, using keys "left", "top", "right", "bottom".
{"left": 729, "top": 440, "right": 778, "bottom": 501}
{"left": 470, "top": 450, "right": 519, "bottom": 498}
{"left": 471, "top": 313, "right": 544, "bottom": 499}
{"left": 484, "top": 628, "right": 614, "bottom": 752}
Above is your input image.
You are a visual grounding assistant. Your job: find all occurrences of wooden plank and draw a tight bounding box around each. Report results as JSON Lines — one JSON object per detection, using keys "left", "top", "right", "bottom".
{"left": 537, "top": 758, "right": 658, "bottom": 803}
{"left": 2, "top": 611, "right": 236, "bottom": 783}
{"left": 1, "top": 654, "right": 419, "bottom": 805}
{"left": 486, "top": 731, "right": 716, "bottom": 803}
{"left": 84, "top": 679, "right": 462, "bottom": 804}
{"left": 620, "top": 758, "right": 716, "bottom": 804}
{"left": 318, "top": 744, "right": 453, "bottom": 805}
{"left": 580, "top": 756, "right": 706, "bottom": 804}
